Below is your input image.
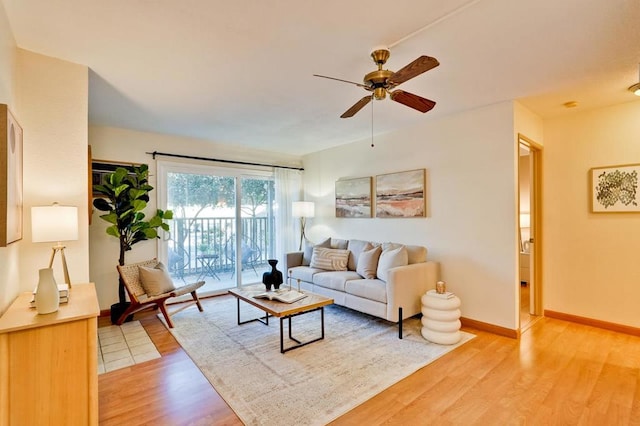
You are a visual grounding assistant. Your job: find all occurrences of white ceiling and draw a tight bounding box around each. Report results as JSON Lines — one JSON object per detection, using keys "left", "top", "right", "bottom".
{"left": 3, "top": 0, "right": 640, "bottom": 156}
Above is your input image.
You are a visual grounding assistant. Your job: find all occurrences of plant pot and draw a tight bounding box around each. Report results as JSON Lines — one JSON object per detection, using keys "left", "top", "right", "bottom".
{"left": 110, "top": 302, "right": 134, "bottom": 324}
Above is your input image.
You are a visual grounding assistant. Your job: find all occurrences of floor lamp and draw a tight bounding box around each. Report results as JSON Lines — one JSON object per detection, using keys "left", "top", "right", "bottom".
{"left": 292, "top": 201, "right": 314, "bottom": 251}
{"left": 32, "top": 203, "right": 79, "bottom": 286}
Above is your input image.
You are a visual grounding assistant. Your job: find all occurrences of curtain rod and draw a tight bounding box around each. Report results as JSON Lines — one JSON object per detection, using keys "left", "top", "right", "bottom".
{"left": 145, "top": 151, "right": 304, "bottom": 171}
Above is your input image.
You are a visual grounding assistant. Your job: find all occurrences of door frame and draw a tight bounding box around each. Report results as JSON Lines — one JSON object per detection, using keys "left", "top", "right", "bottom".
{"left": 518, "top": 133, "right": 543, "bottom": 317}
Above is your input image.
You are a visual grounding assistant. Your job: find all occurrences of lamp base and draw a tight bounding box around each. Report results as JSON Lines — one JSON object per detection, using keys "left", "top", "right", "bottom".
{"left": 110, "top": 302, "right": 134, "bottom": 324}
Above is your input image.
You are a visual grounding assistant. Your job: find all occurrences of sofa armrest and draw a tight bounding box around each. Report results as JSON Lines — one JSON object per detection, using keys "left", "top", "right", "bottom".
{"left": 385, "top": 260, "right": 440, "bottom": 322}
{"left": 286, "top": 251, "right": 304, "bottom": 271}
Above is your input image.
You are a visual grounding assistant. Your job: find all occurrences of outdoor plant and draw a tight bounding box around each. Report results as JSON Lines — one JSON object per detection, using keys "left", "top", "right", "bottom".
{"left": 93, "top": 164, "right": 173, "bottom": 306}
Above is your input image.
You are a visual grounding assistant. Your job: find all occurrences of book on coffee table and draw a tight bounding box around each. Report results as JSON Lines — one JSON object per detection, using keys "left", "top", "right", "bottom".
{"left": 254, "top": 289, "right": 307, "bottom": 304}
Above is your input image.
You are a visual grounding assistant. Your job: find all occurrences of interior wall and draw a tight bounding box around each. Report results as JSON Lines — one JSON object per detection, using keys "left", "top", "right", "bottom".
{"left": 89, "top": 125, "right": 302, "bottom": 310}
{"left": 544, "top": 100, "right": 640, "bottom": 327}
{"left": 302, "top": 101, "right": 519, "bottom": 330}
{"left": 0, "top": 1, "right": 18, "bottom": 313}
{"left": 16, "top": 49, "right": 90, "bottom": 294}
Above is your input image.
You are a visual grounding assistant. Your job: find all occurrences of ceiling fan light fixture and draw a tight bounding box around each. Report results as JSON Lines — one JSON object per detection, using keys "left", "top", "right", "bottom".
{"left": 629, "top": 63, "right": 640, "bottom": 96}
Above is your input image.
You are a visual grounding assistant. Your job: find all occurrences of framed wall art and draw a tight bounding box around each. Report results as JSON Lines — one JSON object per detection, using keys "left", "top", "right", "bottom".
{"left": 590, "top": 163, "right": 640, "bottom": 213}
{"left": 335, "top": 177, "right": 372, "bottom": 218}
{"left": 0, "top": 104, "right": 24, "bottom": 246}
{"left": 376, "top": 169, "right": 425, "bottom": 218}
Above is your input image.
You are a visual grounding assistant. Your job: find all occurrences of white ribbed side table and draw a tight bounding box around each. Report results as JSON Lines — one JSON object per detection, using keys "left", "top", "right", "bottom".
{"left": 421, "top": 290, "right": 462, "bottom": 345}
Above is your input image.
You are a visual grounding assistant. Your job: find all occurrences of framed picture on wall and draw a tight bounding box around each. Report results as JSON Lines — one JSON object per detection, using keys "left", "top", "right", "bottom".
{"left": 590, "top": 163, "right": 640, "bottom": 213}
{"left": 0, "top": 104, "right": 24, "bottom": 246}
{"left": 375, "top": 169, "right": 426, "bottom": 218}
{"left": 335, "top": 177, "right": 372, "bottom": 218}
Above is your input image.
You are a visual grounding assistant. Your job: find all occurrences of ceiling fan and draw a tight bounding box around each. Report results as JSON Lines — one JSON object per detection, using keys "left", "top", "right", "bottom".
{"left": 314, "top": 48, "right": 439, "bottom": 118}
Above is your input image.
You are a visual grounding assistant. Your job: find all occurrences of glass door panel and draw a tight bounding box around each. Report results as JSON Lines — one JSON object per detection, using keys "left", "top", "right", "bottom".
{"left": 159, "top": 163, "right": 276, "bottom": 295}
{"left": 239, "top": 177, "right": 275, "bottom": 285}
{"left": 166, "top": 171, "right": 237, "bottom": 293}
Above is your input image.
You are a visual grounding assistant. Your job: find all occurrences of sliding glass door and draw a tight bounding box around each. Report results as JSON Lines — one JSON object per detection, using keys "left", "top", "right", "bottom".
{"left": 158, "top": 161, "right": 275, "bottom": 295}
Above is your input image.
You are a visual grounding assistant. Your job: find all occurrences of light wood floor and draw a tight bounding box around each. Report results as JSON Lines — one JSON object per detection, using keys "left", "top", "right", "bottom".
{"left": 99, "top": 297, "right": 640, "bottom": 425}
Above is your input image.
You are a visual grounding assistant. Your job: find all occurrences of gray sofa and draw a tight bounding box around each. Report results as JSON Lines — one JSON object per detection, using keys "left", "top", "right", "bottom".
{"left": 286, "top": 238, "right": 440, "bottom": 335}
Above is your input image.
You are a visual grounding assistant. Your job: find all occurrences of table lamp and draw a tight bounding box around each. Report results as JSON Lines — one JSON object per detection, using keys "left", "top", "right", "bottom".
{"left": 31, "top": 202, "right": 79, "bottom": 286}
{"left": 292, "top": 201, "right": 314, "bottom": 251}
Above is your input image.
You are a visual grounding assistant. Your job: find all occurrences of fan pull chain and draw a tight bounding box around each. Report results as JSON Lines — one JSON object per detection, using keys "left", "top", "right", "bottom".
{"left": 370, "top": 95, "right": 375, "bottom": 148}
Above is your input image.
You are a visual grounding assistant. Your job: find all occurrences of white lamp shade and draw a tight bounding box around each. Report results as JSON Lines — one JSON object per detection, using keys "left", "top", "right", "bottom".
{"left": 519, "top": 213, "right": 531, "bottom": 228}
{"left": 292, "top": 201, "right": 315, "bottom": 218}
{"left": 32, "top": 204, "right": 79, "bottom": 243}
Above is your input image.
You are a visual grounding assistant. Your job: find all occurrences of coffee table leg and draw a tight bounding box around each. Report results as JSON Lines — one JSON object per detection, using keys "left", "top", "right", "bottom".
{"left": 280, "top": 307, "right": 325, "bottom": 353}
{"left": 236, "top": 297, "right": 269, "bottom": 325}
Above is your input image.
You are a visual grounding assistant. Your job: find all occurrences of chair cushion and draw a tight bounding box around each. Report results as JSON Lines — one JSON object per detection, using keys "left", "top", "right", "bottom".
{"left": 356, "top": 245, "right": 382, "bottom": 279}
{"left": 288, "top": 266, "right": 324, "bottom": 283}
{"left": 376, "top": 246, "right": 408, "bottom": 282}
{"left": 310, "top": 247, "right": 350, "bottom": 271}
{"left": 138, "top": 262, "right": 176, "bottom": 296}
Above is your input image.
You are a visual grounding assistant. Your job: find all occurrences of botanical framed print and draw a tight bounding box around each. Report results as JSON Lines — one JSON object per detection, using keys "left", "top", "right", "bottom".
{"left": 590, "top": 163, "right": 640, "bottom": 213}
{"left": 335, "top": 177, "right": 372, "bottom": 218}
{"left": 376, "top": 169, "right": 425, "bottom": 218}
{"left": 0, "top": 104, "right": 24, "bottom": 246}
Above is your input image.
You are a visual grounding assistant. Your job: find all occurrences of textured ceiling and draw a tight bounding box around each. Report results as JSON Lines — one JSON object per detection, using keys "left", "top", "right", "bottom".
{"left": 3, "top": 0, "right": 640, "bottom": 155}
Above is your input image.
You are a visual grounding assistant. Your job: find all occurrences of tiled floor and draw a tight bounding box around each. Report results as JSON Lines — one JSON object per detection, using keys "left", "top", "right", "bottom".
{"left": 97, "top": 320, "right": 161, "bottom": 374}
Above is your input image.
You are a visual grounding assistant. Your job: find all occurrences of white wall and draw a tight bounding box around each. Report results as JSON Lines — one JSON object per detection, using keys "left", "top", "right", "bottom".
{"left": 0, "top": 1, "right": 18, "bottom": 313}
{"left": 544, "top": 100, "right": 640, "bottom": 327}
{"left": 303, "top": 101, "right": 520, "bottom": 330}
{"left": 89, "top": 125, "right": 302, "bottom": 310}
{"left": 16, "top": 49, "right": 90, "bottom": 294}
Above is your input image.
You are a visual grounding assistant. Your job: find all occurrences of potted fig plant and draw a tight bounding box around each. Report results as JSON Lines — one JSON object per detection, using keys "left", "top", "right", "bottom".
{"left": 93, "top": 164, "right": 173, "bottom": 324}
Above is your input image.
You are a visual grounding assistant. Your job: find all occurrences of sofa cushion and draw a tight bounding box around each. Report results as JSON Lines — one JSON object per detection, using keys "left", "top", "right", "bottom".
{"left": 356, "top": 245, "right": 381, "bottom": 279}
{"left": 345, "top": 278, "right": 387, "bottom": 303}
{"left": 310, "top": 247, "right": 350, "bottom": 271}
{"left": 288, "top": 266, "right": 325, "bottom": 283}
{"left": 313, "top": 270, "right": 362, "bottom": 292}
{"left": 377, "top": 245, "right": 408, "bottom": 282}
{"left": 138, "top": 262, "right": 175, "bottom": 296}
{"left": 302, "top": 237, "right": 331, "bottom": 266}
{"left": 383, "top": 242, "right": 427, "bottom": 264}
{"left": 406, "top": 245, "right": 427, "bottom": 264}
{"left": 347, "top": 239, "right": 373, "bottom": 270}
{"left": 331, "top": 238, "right": 349, "bottom": 250}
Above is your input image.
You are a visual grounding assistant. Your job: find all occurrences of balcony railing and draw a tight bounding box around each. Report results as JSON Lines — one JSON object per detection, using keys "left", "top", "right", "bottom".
{"left": 167, "top": 216, "right": 274, "bottom": 278}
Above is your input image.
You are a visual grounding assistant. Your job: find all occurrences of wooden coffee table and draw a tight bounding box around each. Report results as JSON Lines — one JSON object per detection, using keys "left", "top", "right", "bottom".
{"left": 228, "top": 284, "right": 334, "bottom": 353}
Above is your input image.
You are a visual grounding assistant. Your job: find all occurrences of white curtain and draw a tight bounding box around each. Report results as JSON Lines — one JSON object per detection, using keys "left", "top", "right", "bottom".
{"left": 274, "top": 168, "right": 303, "bottom": 268}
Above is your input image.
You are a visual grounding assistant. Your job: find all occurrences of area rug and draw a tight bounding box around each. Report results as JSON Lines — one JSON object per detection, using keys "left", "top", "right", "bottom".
{"left": 97, "top": 320, "right": 161, "bottom": 374}
{"left": 164, "top": 295, "right": 474, "bottom": 426}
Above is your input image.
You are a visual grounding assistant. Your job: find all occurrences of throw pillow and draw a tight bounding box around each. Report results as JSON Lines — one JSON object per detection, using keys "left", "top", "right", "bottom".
{"left": 356, "top": 245, "right": 382, "bottom": 279}
{"left": 347, "top": 239, "right": 373, "bottom": 271}
{"left": 376, "top": 246, "right": 409, "bottom": 282}
{"left": 310, "top": 247, "right": 350, "bottom": 271}
{"left": 302, "top": 237, "right": 331, "bottom": 266}
{"left": 138, "top": 262, "right": 176, "bottom": 296}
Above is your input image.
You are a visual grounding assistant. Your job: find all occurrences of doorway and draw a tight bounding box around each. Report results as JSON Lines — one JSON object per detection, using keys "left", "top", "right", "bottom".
{"left": 518, "top": 134, "right": 542, "bottom": 331}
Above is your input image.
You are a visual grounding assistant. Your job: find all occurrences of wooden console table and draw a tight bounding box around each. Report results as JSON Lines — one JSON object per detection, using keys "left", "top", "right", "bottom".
{"left": 0, "top": 283, "right": 100, "bottom": 426}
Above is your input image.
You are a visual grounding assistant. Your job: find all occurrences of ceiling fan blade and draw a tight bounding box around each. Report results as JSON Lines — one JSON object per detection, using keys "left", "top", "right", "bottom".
{"left": 313, "top": 74, "right": 370, "bottom": 89}
{"left": 390, "top": 90, "right": 436, "bottom": 113}
{"left": 340, "top": 95, "right": 372, "bottom": 118}
{"left": 387, "top": 56, "right": 439, "bottom": 87}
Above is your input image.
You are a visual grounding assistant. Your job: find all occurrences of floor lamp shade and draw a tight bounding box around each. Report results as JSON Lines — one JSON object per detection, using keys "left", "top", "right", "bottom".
{"left": 292, "top": 201, "right": 315, "bottom": 218}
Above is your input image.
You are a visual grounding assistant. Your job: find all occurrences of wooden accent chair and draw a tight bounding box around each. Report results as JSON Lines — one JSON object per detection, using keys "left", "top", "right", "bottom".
{"left": 116, "top": 259, "right": 205, "bottom": 328}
